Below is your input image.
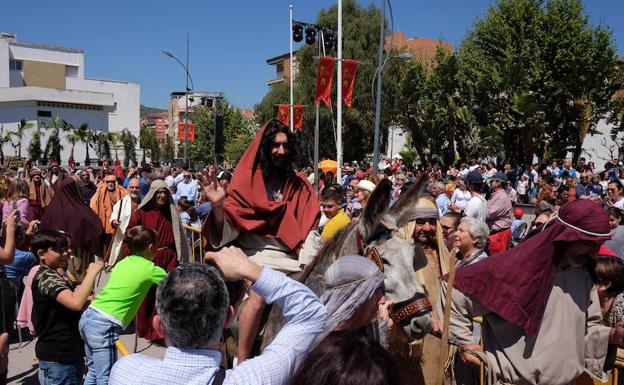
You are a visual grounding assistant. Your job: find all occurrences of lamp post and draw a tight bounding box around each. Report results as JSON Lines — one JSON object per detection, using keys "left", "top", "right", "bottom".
{"left": 163, "top": 40, "right": 194, "bottom": 167}
{"left": 371, "top": 50, "right": 413, "bottom": 173}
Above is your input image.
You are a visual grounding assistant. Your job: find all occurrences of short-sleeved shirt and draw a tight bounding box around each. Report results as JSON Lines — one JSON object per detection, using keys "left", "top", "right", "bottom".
{"left": 32, "top": 265, "right": 84, "bottom": 362}
{"left": 321, "top": 209, "right": 350, "bottom": 239}
{"left": 91, "top": 255, "right": 166, "bottom": 327}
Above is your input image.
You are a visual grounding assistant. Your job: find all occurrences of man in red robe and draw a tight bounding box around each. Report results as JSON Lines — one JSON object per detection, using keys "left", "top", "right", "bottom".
{"left": 202, "top": 119, "right": 320, "bottom": 362}
{"left": 126, "top": 180, "right": 189, "bottom": 341}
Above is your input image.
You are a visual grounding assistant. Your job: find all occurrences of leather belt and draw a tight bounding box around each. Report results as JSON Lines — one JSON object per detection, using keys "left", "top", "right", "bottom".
{"left": 390, "top": 293, "right": 432, "bottom": 326}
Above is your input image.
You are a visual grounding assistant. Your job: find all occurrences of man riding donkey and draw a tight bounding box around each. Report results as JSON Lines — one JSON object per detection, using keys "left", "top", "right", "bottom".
{"left": 201, "top": 119, "right": 320, "bottom": 362}
{"left": 444, "top": 200, "right": 624, "bottom": 385}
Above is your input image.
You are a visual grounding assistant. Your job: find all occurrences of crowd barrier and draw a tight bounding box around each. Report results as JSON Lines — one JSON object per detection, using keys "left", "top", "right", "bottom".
{"left": 183, "top": 225, "right": 204, "bottom": 263}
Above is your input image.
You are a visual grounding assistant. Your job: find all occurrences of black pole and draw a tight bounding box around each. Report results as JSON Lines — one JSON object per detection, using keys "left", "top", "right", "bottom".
{"left": 215, "top": 97, "right": 224, "bottom": 166}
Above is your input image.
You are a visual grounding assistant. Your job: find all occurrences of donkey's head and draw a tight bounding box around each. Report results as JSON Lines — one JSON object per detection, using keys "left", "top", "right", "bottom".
{"left": 343, "top": 174, "right": 433, "bottom": 340}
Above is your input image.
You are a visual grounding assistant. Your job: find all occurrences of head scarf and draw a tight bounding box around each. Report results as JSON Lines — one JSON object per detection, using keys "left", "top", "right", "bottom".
{"left": 203, "top": 120, "right": 320, "bottom": 252}
{"left": 137, "top": 180, "right": 189, "bottom": 263}
{"left": 399, "top": 197, "right": 451, "bottom": 281}
{"left": 451, "top": 199, "right": 611, "bottom": 335}
{"left": 41, "top": 178, "right": 104, "bottom": 255}
{"left": 317, "top": 256, "right": 385, "bottom": 345}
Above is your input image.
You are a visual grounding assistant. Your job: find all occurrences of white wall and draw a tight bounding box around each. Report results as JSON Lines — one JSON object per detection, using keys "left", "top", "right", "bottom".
{"left": 67, "top": 78, "right": 140, "bottom": 136}
{"left": 0, "top": 40, "right": 9, "bottom": 87}
{"left": 9, "top": 44, "right": 83, "bottom": 70}
{"left": 578, "top": 118, "right": 622, "bottom": 166}
{"left": 0, "top": 102, "right": 110, "bottom": 163}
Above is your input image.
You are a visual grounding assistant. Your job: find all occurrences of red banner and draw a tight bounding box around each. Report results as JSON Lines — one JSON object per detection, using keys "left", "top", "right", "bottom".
{"left": 178, "top": 123, "right": 196, "bottom": 142}
{"left": 315, "top": 57, "right": 335, "bottom": 107}
{"left": 294, "top": 105, "right": 304, "bottom": 130}
{"left": 277, "top": 104, "right": 289, "bottom": 126}
{"left": 342, "top": 59, "right": 358, "bottom": 107}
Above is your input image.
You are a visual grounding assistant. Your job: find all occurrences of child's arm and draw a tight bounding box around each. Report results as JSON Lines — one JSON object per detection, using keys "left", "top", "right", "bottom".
{"left": 56, "top": 262, "right": 103, "bottom": 311}
{"left": 0, "top": 211, "right": 17, "bottom": 265}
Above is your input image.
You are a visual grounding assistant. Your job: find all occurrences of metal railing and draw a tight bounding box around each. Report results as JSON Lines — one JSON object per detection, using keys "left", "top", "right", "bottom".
{"left": 183, "top": 225, "right": 203, "bottom": 263}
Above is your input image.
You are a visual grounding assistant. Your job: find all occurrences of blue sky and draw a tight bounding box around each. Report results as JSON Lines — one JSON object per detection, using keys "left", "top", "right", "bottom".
{"left": 3, "top": 0, "right": 623, "bottom": 110}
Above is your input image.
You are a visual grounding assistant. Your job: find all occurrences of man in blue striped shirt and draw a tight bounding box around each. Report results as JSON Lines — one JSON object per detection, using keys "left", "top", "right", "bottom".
{"left": 110, "top": 246, "right": 326, "bottom": 385}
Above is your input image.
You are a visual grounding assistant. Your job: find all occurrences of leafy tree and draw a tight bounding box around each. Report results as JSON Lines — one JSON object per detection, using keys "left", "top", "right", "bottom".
{"left": 95, "top": 131, "right": 112, "bottom": 162}
{"left": 108, "top": 132, "right": 123, "bottom": 161}
{"left": 121, "top": 129, "right": 137, "bottom": 167}
{"left": 0, "top": 125, "right": 12, "bottom": 164}
{"left": 254, "top": 0, "right": 404, "bottom": 164}
{"left": 163, "top": 134, "right": 175, "bottom": 164}
{"left": 28, "top": 131, "right": 44, "bottom": 163}
{"left": 8, "top": 119, "right": 33, "bottom": 157}
{"left": 189, "top": 100, "right": 256, "bottom": 167}
{"left": 42, "top": 117, "right": 66, "bottom": 164}
{"left": 456, "top": 0, "right": 619, "bottom": 164}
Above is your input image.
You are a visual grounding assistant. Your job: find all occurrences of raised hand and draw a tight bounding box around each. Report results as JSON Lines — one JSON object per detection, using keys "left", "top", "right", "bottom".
{"left": 198, "top": 169, "right": 226, "bottom": 205}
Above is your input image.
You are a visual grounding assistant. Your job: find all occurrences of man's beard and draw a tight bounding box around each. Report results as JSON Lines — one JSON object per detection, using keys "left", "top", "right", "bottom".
{"left": 271, "top": 154, "right": 291, "bottom": 172}
{"left": 130, "top": 192, "right": 139, "bottom": 200}
{"left": 107, "top": 185, "right": 115, "bottom": 192}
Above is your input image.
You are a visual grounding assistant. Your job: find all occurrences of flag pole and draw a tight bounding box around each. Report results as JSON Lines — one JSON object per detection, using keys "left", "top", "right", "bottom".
{"left": 336, "top": 0, "right": 343, "bottom": 182}
{"left": 289, "top": 5, "right": 295, "bottom": 133}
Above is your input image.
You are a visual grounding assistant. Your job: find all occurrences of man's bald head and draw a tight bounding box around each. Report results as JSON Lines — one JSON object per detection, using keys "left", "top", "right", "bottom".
{"left": 128, "top": 177, "right": 141, "bottom": 199}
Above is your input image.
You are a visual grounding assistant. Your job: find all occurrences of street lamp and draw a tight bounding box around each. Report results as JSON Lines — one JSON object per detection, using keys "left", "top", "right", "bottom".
{"left": 372, "top": 51, "right": 413, "bottom": 173}
{"left": 162, "top": 47, "right": 194, "bottom": 167}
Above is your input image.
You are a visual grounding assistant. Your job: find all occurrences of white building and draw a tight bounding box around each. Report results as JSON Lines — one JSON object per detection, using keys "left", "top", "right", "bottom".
{"left": 0, "top": 32, "right": 139, "bottom": 165}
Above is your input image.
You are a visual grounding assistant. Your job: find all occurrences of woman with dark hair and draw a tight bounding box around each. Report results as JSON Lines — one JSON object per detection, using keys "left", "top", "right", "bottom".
{"left": 605, "top": 207, "right": 624, "bottom": 259}
{"left": 595, "top": 253, "right": 624, "bottom": 327}
{"left": 291, "top": 330, "right": 401, "bottom": 385}
{"left": 177, "top": 197, "right": 202, "bottom": 229}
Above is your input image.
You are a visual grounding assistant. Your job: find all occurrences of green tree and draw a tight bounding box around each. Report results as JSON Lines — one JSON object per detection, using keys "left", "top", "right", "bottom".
{"left": 121, "top": 129, "right": 137, "bottom": 167}
{"left": 28, "top": 131, "right": 44, "bottom": 163}
{"left": 42, "top": 117, "right": 66, "bottom": 164}
{"left": 163, "top": 134, "right": 175, "bottom": 164}
{"left": 254, "top": 0, "right": 404, "bottom": 164}
{"left": 456, "top": 0, "right": 619, "bottom": 164}
{"left": 8, "top": 119, "right": 33, "bottom": 157}
{"left": 189, "top": 100, "right": 256, "bottom": 167}
{"left": 108, "top": 132, "right": 123, "bottom": 161}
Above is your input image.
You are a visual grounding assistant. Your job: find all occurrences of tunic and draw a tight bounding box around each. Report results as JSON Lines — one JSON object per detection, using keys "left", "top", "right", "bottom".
{"left": 126, "top": 207, "right": 178, "bottom": 341}
{"left": 449, "top": 266, "right": 610, "bottom": 385}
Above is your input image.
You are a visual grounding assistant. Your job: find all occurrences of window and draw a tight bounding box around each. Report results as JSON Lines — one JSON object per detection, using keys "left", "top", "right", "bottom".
{"left": 9, "top": 59, "right": 22, "bottom": 71}
{"left": 37, "top": 110, "right": 52, "bottom": 117}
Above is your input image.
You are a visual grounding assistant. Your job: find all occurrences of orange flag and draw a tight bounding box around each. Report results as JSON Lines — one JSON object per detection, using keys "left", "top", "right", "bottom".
{"left": 294, "top": 105, "right": 305, "bottom": 130}
{"left": 277, "top": 104, "right": 289, "bottom": 126}
{"left": 315, "top": 57, "right": 335, "bottom": 107}
{"left": 342, "top": 59, "right": 358, "bottom": 107}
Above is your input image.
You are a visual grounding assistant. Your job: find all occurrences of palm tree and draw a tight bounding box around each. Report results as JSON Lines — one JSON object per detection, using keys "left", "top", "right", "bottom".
{"left": 108, "top": 132, "right": 123, "bottom": 161}
{"left": 9, "top": 119, "right": 33, "bottom": 157}
{"left": 0, "top": 125, "right": 12, "bottom": 164}
{"left": 66, "top": 131, "right": 80, "bottom": 163}
{"left": 73, "top": 123, "right": 93, "bottom": 165}
{"left": 28, "top": 131, "right": 45, "bottom": 162}
{"left": 41, "top": 117, "right": 67, "bottom": 164}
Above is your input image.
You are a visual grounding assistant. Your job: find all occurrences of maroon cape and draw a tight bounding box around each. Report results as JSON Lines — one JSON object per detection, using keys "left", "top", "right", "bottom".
{"left": 41, "top": 178, "right": 104, "bottom": 256}
{"left": 203, "top": 121, "right": 320, "bottom": 252}
{"left": 451, "top": 200, "right": 611, "bottom": 336}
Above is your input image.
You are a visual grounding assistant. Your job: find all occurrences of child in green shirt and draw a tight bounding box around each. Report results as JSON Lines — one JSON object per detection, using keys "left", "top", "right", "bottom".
{"left": 79, "top": 225, "right": 166, "bottom": 385}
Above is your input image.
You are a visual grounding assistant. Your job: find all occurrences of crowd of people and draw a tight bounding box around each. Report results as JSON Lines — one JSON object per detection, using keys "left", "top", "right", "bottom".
{"left": 1, "top": 119, "right": 624, "bottom": 385}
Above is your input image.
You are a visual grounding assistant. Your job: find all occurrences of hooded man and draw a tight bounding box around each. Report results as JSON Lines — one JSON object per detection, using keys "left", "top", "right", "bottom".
{"left": 108, "top": 177, "right": 142, "bottom": 266}
{"left": 125, "top": 180, "right": 190, "bottom": 341}
{"left": 202, "top": 119, "right": 320, "bottom": 362}
{"left": 90, "top": 175, "right": 127, "bottom": 263}
{"left": 446, "top": 200, "right": 624, "bottom": 385}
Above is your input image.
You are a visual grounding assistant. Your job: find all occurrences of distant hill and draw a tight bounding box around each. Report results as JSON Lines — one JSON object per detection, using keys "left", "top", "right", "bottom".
{"left": 140, "top": 104, "right": 166, "bottom": 118}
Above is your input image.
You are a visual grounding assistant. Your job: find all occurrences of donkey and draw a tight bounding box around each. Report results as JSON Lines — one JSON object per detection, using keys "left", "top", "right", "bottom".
{"left": 262, "top": 174, "right": 434, "bottom": 349}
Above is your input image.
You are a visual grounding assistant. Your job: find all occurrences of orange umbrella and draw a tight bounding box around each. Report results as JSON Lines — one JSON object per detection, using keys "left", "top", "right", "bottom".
{"left": 318, "top": 159, "right": 338, "bottom": 174}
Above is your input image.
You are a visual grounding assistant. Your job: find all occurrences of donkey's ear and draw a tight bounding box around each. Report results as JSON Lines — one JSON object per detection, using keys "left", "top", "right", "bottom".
{"left": 361, "top": 178, "right": 392, "bottom": 233}
{"left": 385, "top": 173, "right": 429, "bottom": 228}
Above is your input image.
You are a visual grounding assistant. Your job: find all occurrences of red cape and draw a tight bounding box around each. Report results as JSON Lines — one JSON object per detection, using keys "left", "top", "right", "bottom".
{"left": 204, "top": 121, "right": 320, "bottom": 252}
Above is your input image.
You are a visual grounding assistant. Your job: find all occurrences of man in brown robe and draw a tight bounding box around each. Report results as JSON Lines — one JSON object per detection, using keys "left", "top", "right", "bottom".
{"left": 90, "top": 174, "right": 127, "bottom": 262}
{"left": 27, "top": 167, "right": 53, "bottom": 221}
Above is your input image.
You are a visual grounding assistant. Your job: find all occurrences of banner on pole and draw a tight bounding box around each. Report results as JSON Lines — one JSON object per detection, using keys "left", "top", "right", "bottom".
{"left": 294, "top": 105, "right": 305, "bottom": 130}
{"left": 277, "top": 104, "right": 290, "bottom": 126}
{"left": 314, "top": 57, "right": 335, "bottom": 107}
{"left": 342, "top": 59, "right": 358, "bottom": 107}
{"left": 177, "top": 123, "right": 196, "bottom": 141}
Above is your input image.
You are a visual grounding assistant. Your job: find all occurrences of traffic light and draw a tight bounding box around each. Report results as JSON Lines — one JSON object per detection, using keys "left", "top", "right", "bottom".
{"left": 323, "top": 29, "right": 336, "bottom": 52}
{"left": 292, "top": 23, "right": 303, "bottom": 42}
{"left": 305, "top": 26, "right": 317, "bottom": 45}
